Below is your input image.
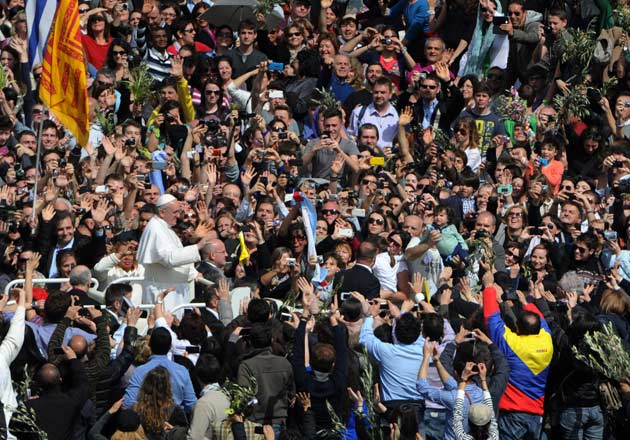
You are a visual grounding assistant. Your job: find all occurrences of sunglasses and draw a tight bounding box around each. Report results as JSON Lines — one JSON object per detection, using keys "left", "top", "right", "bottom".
{"left": 362, "top": 179, "right": 377, "bottom": 185}
{"left": 388, "top": 238, "right": 401, "bottom": 247}
{"left": 112, "top": 50, "right": 126, "bottom": 56}
{"left": 506, "top": 250, "right": 521, "bottom": 260}
{"left": 205, "top": 89, "right": 221, "bottom": 95}
{"left": 508, "top": 212, "right": 523, "bottom": 218}
{"left": 368, "top": 218, "right": 384, "bottom": 225}
{"left": 287, "top": 32, "right": 302, "bottom": 37}
{"left": 575, "top": 246, "right": 589, "bottom": 254}
{"left": 457, "top": 128, "right": 468, "bottom": 135}
{"left": 183, "top": 28, "right": 196, "bottom": 33}
{"left": 291, "top": 235, "right": 306, "bottom": 241}
{"left": 321, "top": 209, "right": 339, "bottom": 215}
{"left": 421, "top": 84, "right": 438, "bottom": 90}
{"left": 507, "top": 10, "right": 521, "bottom": 16}
{"left": 91, "top": 16, "right": 105, "bottom": 22}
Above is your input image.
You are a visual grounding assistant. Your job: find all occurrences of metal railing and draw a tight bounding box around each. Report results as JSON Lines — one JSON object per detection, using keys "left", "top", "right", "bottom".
{"left": 4, "top": 278, "right": 100, "bottom": 295}
{"left": 103, "top": 276, "right": 145, "bottom": 292}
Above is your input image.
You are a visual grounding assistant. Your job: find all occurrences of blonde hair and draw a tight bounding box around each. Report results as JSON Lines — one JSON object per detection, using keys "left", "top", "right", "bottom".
{"left": 600, "top": 289, "right": 630, "bottom": 315}
{"left": 111, "top": 426, "right": 147, "bottom": 440}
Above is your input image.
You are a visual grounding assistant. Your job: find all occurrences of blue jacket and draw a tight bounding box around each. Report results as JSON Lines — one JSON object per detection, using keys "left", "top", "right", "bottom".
{"left": 390, "top": 0, "right": 431, "bottom": 43}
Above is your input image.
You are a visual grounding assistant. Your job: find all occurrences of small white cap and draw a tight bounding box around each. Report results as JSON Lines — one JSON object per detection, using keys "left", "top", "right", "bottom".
{"left": 156, "top": 194, "right": 177, "bottom": 208}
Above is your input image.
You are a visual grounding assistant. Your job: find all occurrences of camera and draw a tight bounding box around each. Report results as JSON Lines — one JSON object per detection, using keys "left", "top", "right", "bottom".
{"left": 502, "top": 288, "right": 519, "bottom": 302}
{"left": 530, "top": 227, "right": 544, "bottom": 235}
{"left": 278, "top": 131, "right": 288, "bottom": 140}
{"left": 286, "top": 258, "right": 296, "bottom": 266}
{"left": 614, "top": 181, "right": 630, "bottom": 195}
{"left": 59, "top": 159, "right": 67, "bottom": 169}
{"left": 321, "top": 130, "right": 331, "bottom": 138}
{"left": 165, "top": 114, "right": 175, "bottom": 123}
{"left": 288, "top": 159, "right": 303, "bottom": 167}
{"left": 613, "top": 160, "right": 624, "bottom": 168}
{"left": 259, "top": 176, "right": 268, "bottom": 186}
{"left": 125, "top": 138, "right": 136, "bottom": 147}
{"left": 381, "top": 38, "right": 392, "bottom": 45}
{"left": 604, "top": 230, "right": 618, "bottom": 241}
{"left": 205, "top": 119, "right": 220, "bottom": 133}
{"left": 238, "top": 111, "right": 256, "bottom": 120}
{"left": 475, "top": 229, "right": 488, "bottom": 239}
{"left": 15, "top": 166, "right": 24, "bottom": 179}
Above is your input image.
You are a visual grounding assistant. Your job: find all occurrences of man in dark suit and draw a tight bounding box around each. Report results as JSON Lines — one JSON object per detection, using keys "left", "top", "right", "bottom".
{"left": 197, "top": 238, "right": 228, "bottom": 285}
{"left": 67, "top": 265, "right": 101, "bottom": 307}
{"left": 36, "top": 207, "right": 107, "bottom": 278}
{"left": 26, "top": 347, "right": 90, "bottom": 440}
{"left": 334, "top": 241, "right": 381, "bottom": 300}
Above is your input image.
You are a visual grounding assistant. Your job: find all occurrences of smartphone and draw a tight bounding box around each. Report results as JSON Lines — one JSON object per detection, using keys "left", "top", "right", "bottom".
{"left": 94, "top": 185, "right": 109, "bottom": 194}
{"left": 268, "top": 62, "right": 285, "bottom": 72}
{"left": 351, "top": 208, "right": 366, "bottom": 217}
{"left": 185, "top": 346, "right": 201, "bottom": 354}
{"left": 497, "top": 184, "right": 513, "bottom": 196}
{"left": 339, "top": 228, "right": 354, "bottom": 238}
{"left": 492, "top": 16, "right": 509, "bottom": 26}
{"left": 316, "top": 255, "right": 324, "bottom": 264}
{"left": 240, "top": 327, "right": 251, "bottom": 336}
{"left": 605, "top": 230, "right": 618, "bottom": 241}
{"left": 340, "top": 292, "right": 351, "bottom": 301}
{"left": 139, "top": 310, "right": 149, "bottom": 319}
{"left": 186, "top": 151, "right": 196, "bottom": 159}
{"left": 369, "top": 157, "right": 385, "bottom": 166}
{"left": 279, "top": 312, "right": 293, "bottom": 322}
{"left": 530, "top": 227, "right": 543, "bottom": 235}
{"left": 151, "top": 161, "right": 168, "bottom": 171}
{"left": 212, "top": 148, "right": 223, "bottom": 157}
{"left": 269, "top": 89, "right": 284, "bottom": 99}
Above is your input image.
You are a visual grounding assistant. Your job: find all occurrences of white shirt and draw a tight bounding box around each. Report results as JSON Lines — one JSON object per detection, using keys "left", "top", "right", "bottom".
{"left": 0, "top": 307, "right": 25, "bottom": 431}
{"left": 373, "top": 252, "right": 408, "bottom": 292}
{"left": 49, "top": 237, "right": 74, "bottom": 277}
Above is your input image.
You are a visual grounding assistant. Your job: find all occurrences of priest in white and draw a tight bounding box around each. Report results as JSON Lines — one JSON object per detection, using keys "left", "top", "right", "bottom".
{"left": 137, "top": 194, "right": 210, "bottom": 310}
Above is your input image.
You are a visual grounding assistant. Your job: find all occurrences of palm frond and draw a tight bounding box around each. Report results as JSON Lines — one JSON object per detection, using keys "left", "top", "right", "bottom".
{"left": 572, "top": 322, "right": 630, "bottom": 382}
{"left": 124, "top": 64, "right": 156, "bottom": 103}
{"left": 312, "top": 88, "right": 342, "bottom": 113}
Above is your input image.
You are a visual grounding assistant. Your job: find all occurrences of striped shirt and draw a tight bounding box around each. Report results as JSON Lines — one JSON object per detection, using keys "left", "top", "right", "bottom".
{"left": 144, "top": 47, "right": 172, "bottom": 82}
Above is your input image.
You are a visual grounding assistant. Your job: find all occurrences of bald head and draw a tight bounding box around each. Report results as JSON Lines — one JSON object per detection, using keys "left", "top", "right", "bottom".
{"left": 69, "top": 265, "right": 92, "bottom": 288}
{"left": 403, "top": 215, "right": 423, "bottom": 237}
{"left": 203, "top": 238, "right": 228, "bottom": 268}
{"left": 35, "top": 363, "right": 61, "bottom": 391}
{"left": 475, "top": 211, "right": 497, "bottom": 234}
{"left": 69, "top": 335, "right": 88, "bottom": 358}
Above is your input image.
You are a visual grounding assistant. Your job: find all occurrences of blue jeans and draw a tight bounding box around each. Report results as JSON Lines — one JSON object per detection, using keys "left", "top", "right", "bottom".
{"left": 499, "top": 411, "right": 543, "bottom": 440}
{"left": 558, "top": 406, "right": 604, "bottom": 440}
{"left": 420, "top": 408, "right": 448, "bottom": 440}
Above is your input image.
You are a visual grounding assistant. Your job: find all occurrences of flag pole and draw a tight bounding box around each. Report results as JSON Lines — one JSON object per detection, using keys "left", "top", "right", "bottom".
{"left": 30, "top": 116, "right": 45, "bottom": 224}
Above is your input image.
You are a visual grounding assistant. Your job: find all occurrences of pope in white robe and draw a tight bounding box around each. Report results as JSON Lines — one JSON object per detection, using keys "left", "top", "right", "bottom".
{"left": 137, "top": 194, "right": 208, "bottom": 311}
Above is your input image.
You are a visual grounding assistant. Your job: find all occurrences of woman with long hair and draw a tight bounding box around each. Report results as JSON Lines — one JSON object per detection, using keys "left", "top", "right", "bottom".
{"left": 82, "top": 12, "right": 112, "bottom": 70}
{"left": 457, "top": 0, "right": 509, "bottom": 77}
{"left": 134, "top": 367, "right": 188, "bottom": 439}
{"left": 452, "top": 117, "right": 482, "bottom": 173}
{"left": 104, "top": 38, "right": 134, "bottom": 82}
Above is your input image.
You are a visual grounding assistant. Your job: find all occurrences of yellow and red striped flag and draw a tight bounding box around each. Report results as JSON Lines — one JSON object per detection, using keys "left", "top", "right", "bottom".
{"left": 39, "top": 0, "right": 89, "bottom": 147}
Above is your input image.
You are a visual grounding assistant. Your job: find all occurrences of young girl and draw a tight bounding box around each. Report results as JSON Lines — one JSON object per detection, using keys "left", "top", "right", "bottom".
{"left": 422, "top": 205, "right": 469, "bottom": 260}
{"left": 527, "top": 136, "right": 565, "bottom": 193}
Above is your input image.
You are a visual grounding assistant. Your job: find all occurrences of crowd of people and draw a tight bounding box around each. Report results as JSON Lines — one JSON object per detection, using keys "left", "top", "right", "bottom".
{"left": 1, "top": 0, "right": 630, "bottom": 438}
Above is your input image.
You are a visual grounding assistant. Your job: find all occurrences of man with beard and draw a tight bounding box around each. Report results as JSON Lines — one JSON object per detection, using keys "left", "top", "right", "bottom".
{"left": 345, "top": 62, "right": 384, "bottom": 113}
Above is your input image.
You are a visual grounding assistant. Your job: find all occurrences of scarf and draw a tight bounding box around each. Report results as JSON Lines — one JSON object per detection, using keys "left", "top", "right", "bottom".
{"left": 461, "top": 2, "right": 503, "bottom": 77}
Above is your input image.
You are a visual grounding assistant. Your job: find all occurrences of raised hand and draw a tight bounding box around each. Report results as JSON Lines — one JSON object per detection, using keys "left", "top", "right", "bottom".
{"left": 399, "top": 106, "right": 413, "bottom": 126}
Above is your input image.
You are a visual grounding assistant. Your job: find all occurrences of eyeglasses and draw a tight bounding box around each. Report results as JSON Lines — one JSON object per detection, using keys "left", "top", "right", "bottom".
{"left": 91, "top": 16, "right": 105, "bottom": 22}
{"left": 362, "top": 179, "right": 377, "bottom": 185}
{"left": 205, "top": 89, "right": 221, "bottom": 95}
{"left": 368, "top": 218, "right": 384, "bottom": 225}
{"left": 421, "top": 84, "right": 438, "bottom": 90}
{"left": 287, "top": 32, "right": 302, "bottom": 37}
{"left": 322, "top": 209, "right": 339, "bottom": 215}
{"left": 575, "top": 246, "right": 589, "bottom": 254}
{"left": 508, "top": 212, "right": 523, "bottom": 218}
{"left": 184, "top": 28, "right": 196, "bottom": 33}
{"left": 112, "top": 50, "right": 126, "bottom": 56}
